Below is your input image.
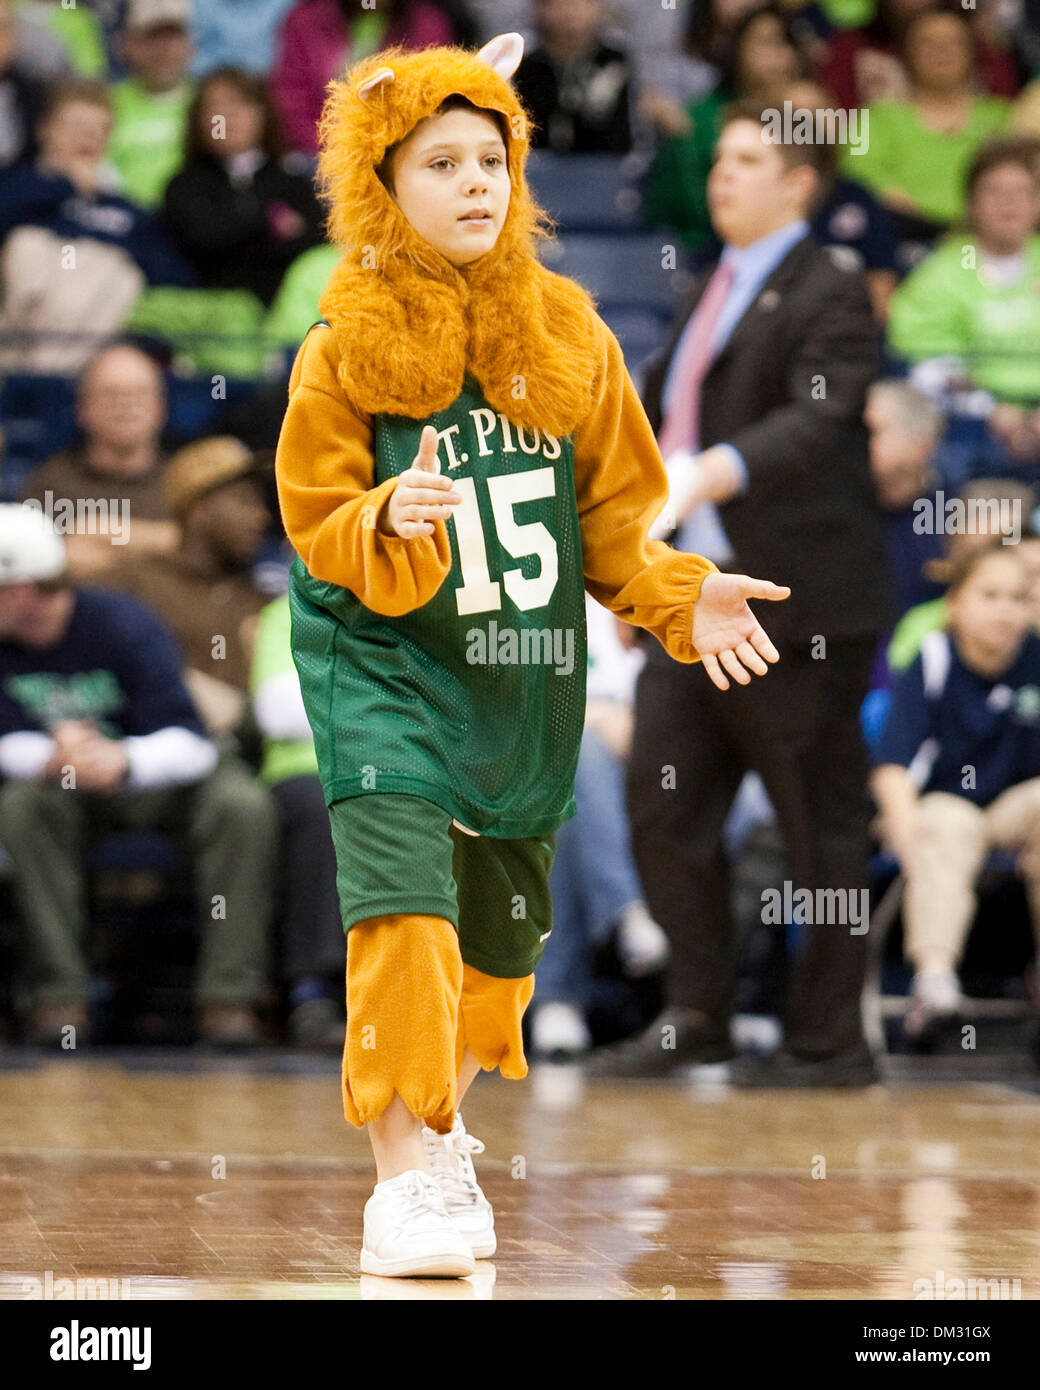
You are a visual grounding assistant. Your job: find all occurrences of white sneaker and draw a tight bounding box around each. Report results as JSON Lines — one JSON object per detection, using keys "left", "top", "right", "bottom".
{"left": 360, "top": 1169, "right": 476, "bottom": 1278}
{"left": 615, "top": 901, "right": 670, "bottom": 977}
{"left": 531, "top": 1000, "right": 591, "bottom": 1058}
{"left": 421, "top": 1112, "right": 496, "bottom": 1259}
{"left": 906, "top": 967, "right": 961, "bottom": 1037}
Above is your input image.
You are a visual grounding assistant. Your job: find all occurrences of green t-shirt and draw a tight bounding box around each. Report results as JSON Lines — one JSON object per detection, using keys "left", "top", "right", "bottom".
{"left": 887, "top": 235, "right": 1040, "bottom": 406}
{"left": 348, "top": 12, "right": 389, "bottom": 62}
{"left": 33, "top": 2, "right": 107, "bottom": 77}
{"left": 888, "top": 597, "right": 947, "bottom": 672}
{"left": 250, "top": 594, "right": 320, "bottom": 786}
{"left": 819, "top": 0, "right": 875, "bottom": 27}
{"left": 289, "top": 376, "right": 588, "bottom": 838}
{"left": 108, "top": 79, "right": 194, "bottom": 209}
{"left": 643, "top": 89, "right": 728, "bottom": 252}
{"left": 264, "top": 244, "right": 342, "bottom": 352}
{"left": 840, "top": 97, "right": 1010, "bottom": 225}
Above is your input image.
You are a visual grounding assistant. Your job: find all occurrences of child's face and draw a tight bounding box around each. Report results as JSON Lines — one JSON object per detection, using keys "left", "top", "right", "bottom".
{"left": 387, "top": 108, "right": 509, "bottom": 268}
{"left": 948, "top": 551, "right": 1033, "bottom": 662}
{"left": 41, "top": 101, "right": 112, "bottom": 168}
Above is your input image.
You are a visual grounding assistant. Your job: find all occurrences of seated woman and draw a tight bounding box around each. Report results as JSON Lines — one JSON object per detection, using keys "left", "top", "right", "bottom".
{"left": 140, "top": 66, "right": 327, "bottom": 375}
{"left": 840, "top": 8, "right": 1009, "bottom": 244}
{"left": 161, "top": 67, "right": 325, "bottom": 309}
{"left": 887, "top": 137, "right": 1040, "bottom": 467}
{"left": 872, "top": 543, "right": 1040, "bottom": 1039}
{"left": 0, "top": 79, "right": 192, "bottom": 373}
{"left": 820, "top": 0, "right": 1019, "bottom": 111}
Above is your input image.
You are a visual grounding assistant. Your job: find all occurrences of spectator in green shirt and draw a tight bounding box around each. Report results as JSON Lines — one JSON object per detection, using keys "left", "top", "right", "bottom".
{"left": 887, "top": 478, "right": 1040, "bottom": 674}
{"left": 888, "top": 137, "right": 1040, "bottom": 461}
{"left": 250, "top": 594, "right": 346, "bottom": 1051}
{"left": 263, "top": 242, "right": 341, "bottom": 353}
{"left": 108, "top": 0, "right": 195, "bottom": 209}
{"left": 840, "top": 9, "right": 1009, "bottom": 234}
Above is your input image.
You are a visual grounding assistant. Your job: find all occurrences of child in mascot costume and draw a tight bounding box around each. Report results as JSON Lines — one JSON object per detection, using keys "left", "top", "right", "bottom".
{"left": 274, "top": 30, "right": 789, "bottom": 1279}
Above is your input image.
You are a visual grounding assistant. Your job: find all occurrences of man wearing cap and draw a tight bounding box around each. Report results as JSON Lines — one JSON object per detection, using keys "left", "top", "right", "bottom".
{"left": 107, "top": 435, "right": 273, "bottom": 733}
{"left": 108, "top": 0, "right": 195, "bottom": 210}
{"left": 0, "top": 504, "right": 277, "bottom": 1047}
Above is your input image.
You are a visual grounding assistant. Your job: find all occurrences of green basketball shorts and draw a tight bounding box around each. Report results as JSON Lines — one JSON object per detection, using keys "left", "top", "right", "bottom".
{"left": 327, "top": 792, "right": 556, "bottom": 978}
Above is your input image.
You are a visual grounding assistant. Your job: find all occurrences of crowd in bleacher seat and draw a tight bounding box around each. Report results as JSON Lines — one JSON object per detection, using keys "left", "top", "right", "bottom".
{"left": 513, "top": 0, "right": 634, "bottom": 153}
{"left": 162, "top": 67, "right": 325, "bottom": 301}
{"left": 888, "top": 137, "right": 1040, "bottom": 447}
{"left": 18, "top": 342, "right": 179, "bottom": 576}
{"left": 872, "top": 543, "right": 1040, "bottom": 1039}
{"left": 0, "top": 503, "right": 277, "bottom": 1048}
{"left": 1, "top": 0, "right": 1040, "bottom": 1064}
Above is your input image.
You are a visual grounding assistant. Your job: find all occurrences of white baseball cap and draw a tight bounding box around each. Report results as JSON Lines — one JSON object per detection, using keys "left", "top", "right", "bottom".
{"left": 124, "top": 0, "right": 191, "bottom": 32}
{"left": 0, "top": 504, "right": 67, "bottom": 585}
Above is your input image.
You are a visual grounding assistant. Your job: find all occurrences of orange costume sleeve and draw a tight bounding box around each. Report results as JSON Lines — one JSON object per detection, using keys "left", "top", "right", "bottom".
{"left": 274, "top": 318, "right": 718, "bottom": 656}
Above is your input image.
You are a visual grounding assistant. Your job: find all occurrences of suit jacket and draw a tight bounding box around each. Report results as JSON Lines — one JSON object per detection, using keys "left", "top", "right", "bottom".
{"left": 641, "top": 234, "right": 893, "bottom": 648}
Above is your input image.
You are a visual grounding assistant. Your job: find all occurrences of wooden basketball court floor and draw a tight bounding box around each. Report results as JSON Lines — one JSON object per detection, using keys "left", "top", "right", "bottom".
{"left": 1, "top": 1051, "right": 1039, "bottom": 1300}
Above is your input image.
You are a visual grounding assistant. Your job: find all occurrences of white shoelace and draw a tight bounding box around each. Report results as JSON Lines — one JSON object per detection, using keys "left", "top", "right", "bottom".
{"left": 384, "top": 1171, "right": 449, "bottom": 1237}
{"left": 424, "top": 1123, "right": 486, "bottom": 1208}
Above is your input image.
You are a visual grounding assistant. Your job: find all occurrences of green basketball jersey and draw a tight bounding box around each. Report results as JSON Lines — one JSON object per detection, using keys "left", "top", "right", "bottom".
{"left": 288, "top": 374, "right": 589, "bottom": 838}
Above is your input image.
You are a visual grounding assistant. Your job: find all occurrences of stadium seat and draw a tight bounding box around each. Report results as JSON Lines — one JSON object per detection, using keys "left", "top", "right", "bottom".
{"left": 0, "top": 375, "right": 79, "bottom": 495}
{"left": 539, "top": 233, "right": 694, "bottom": 316}
{"left": 597, "top": 306, "right": 669, "bottom": 375}
{"left": 525, "top": 152, "right": 648, "bottom": 234}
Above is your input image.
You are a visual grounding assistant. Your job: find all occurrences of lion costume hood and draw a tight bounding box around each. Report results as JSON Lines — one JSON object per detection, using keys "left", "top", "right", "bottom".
{"left": 315, "top": 32, "right": 601, "bottom": 438}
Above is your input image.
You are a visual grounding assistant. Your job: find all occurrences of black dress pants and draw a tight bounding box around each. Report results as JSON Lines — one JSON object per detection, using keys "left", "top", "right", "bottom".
{"left": 626, "top": 635, "right": 877, "bottom": 1057}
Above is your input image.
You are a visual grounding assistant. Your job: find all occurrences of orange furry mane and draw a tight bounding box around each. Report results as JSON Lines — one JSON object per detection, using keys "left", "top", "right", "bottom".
{"left": 315, "top": 41, "right": 601, "bottom": 437}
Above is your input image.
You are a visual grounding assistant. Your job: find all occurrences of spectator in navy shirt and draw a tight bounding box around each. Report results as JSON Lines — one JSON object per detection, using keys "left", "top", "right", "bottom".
{"left": 866, "top": 378, "right": 947, "bottom": 619}
{"left": 872, "top": 542, "right": 1040, "bottom": 1039}
{"left": 779, "top": 80, "right": 900, "bottom": 321}
{"left": 0, "top": 79, "right": 193, "bottom": 373}
{"left": 0, "top": 505, "right": 276, "bottom": 1048}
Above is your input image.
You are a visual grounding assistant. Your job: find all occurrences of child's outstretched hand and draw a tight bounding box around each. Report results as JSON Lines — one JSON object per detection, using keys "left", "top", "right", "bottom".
{"left": 691, "top": 572, "right": 791, "bottom": 690}
{"left": 384, "top": 425, "right": 462, "bottom": 538}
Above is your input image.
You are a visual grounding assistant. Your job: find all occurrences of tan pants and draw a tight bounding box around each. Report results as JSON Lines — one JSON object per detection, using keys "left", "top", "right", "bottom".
{"left": 0, "top": 227, "right": 144, "bottom": 374}
{"left": 905, "top": 780, "right": 1040, "bottom": 966}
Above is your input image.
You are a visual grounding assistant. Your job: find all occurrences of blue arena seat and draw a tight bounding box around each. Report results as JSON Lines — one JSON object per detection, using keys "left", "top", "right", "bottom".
{"left": 539, "top": 233, "right": 694, "bottom": 317}
{"left": 525, "top": 152, "right": 648, "bottom": 234}
{"left": 0, "top": 375, "right": 79, "bottom": 494}
{"left": 597, "top": 306, "right": 668, "bottom": 375}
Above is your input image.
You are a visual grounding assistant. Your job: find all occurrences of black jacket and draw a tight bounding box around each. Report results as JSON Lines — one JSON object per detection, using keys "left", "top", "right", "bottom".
{"left": 641, "top": 235, "right": 892, "bottom": 647}
{"left": 514, "top": 42, "right": 633, "bottom": 154}
{"left": 161, "top": 153, "right": 325, "bottom": 305}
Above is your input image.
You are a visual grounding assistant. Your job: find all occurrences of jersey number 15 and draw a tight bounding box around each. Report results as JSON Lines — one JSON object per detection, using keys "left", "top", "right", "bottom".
{"left": 450, "top": 467, "right": 559, "bottom": 617}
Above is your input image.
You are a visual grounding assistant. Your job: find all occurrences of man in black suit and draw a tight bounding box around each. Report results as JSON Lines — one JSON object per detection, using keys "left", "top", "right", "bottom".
{"left": 595, "top": 101, "right": 892, "bottom": 1085}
